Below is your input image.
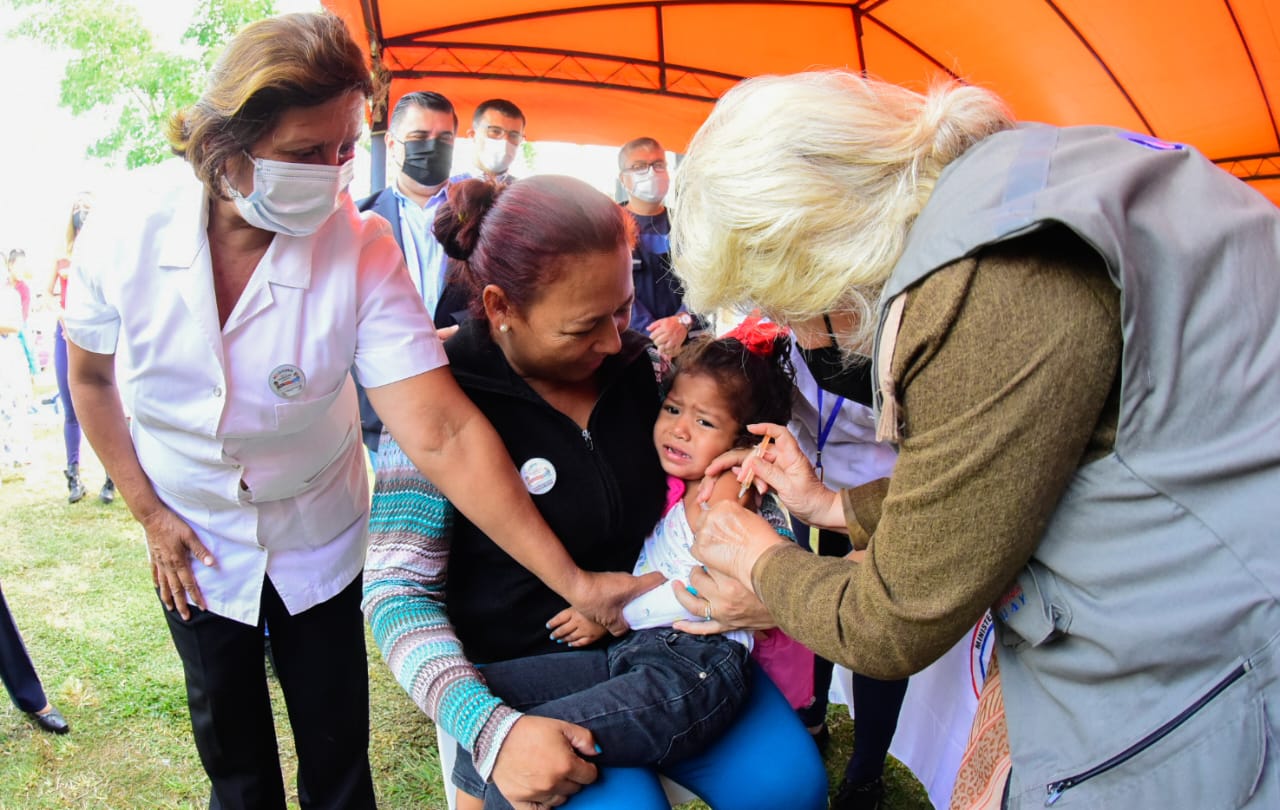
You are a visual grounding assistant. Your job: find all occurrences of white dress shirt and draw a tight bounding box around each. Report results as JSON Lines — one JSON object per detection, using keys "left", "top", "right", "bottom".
{"left": 64, "top": 161, "right": 446, "bottom": 625}
{"left": 392, "top": 182, "right": 451, "bottom": 315}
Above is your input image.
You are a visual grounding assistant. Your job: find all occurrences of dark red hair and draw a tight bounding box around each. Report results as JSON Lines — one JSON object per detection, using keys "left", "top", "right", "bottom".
{"left": 434, "top": 175, "right": 636, "bottom": 318}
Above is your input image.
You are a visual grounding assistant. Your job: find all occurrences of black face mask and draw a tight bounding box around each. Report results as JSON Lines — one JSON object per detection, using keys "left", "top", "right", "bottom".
{"left": 797, "top": 316, "right": 875, "bottom": 407}
{"left": 400, "top": 137, "right": 454, "bottom": 187}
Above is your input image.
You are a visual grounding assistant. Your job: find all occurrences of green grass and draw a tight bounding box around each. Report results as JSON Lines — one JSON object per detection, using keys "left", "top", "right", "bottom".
{"left": 0, "top": 392, "right": 933, "bottom": 809}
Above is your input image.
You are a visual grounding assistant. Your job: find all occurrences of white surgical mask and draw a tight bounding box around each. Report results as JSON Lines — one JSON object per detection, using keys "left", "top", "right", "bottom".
{"left": 476, "top": 136, "right": 517, "bottom": 175}
{"left": 627, "top": 167, "right": 669, "bottom": 204}
{"left": 228, "top": 155, "right": 355, "bottom": 237}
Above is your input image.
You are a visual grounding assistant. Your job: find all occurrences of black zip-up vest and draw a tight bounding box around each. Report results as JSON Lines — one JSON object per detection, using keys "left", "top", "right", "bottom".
{"left": 445, "top": 321, "right": 667, "bottom": 664}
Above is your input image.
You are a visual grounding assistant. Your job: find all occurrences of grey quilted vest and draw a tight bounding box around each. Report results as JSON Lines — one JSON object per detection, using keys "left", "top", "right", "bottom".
{"left": 875, "top": 124, "right": 1280, "bottom": 809}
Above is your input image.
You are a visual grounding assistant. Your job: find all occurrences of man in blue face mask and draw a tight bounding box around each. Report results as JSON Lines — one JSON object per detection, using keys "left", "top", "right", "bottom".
{"left": 618, "top": 136, "right": 701, "bottom": 357}
{"left": 356, "top": 90, "right": 458, "bottom": 455}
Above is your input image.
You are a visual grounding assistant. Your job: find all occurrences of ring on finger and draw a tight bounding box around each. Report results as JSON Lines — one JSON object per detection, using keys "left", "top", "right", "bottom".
{"left": 704, "top": 600, "right": 713, "bottom": 622}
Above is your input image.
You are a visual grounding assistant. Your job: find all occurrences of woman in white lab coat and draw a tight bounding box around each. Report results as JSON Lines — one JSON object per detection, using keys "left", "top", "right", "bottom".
{"left": 63, "top": 12, "right": 647, "bottom": 810}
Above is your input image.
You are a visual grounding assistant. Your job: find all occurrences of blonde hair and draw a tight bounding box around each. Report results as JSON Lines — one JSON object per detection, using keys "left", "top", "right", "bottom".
{"left": 671, "top": 70, "right": 1014, "bottom": 351}
{"left": 167, "top": 12, "right": 373, "bottom": 198}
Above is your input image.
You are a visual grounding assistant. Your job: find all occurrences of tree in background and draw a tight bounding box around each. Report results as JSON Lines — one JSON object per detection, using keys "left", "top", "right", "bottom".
{"left": 5, "top": 0, "right": 275, "bottom": 169}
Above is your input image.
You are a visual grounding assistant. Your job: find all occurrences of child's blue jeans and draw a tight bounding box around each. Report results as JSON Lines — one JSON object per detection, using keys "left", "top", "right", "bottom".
{"left": 452, "top": 628, "right": 750, "bottom": 797}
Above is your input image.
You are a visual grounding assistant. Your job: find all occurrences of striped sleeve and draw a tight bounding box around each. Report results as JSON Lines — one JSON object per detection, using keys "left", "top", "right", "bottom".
{"left": 362, "top": 434, "right": 522, "bottom": 782}
{"left": 760, "top": 492, "right": 796, "bottom": 542}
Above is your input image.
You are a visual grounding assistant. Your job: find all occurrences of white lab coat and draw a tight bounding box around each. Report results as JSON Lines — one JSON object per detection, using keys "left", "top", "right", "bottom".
{"left": 64, "top": 161, "right": 446, "bottom": 624}
{"left": 787, "top": 342, "right": 897, "bottom": 491}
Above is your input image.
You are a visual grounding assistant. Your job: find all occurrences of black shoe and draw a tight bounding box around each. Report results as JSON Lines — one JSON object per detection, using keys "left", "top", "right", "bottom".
{"left": 28, "top": 706, "right": 70, "bottom": 735}
{"left": 831, "top": 775, "right": 884, "bottom": 810}
{"left": 65, "top": 465, "right": 85, "bottom": 504}
{"left": 100, "top": 477, "right": 115, "bottom": 504}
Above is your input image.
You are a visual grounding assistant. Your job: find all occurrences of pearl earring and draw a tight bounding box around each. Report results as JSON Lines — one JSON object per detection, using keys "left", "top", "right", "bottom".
{"left": 499, "top": 323, "right": 510, "bottom": 333}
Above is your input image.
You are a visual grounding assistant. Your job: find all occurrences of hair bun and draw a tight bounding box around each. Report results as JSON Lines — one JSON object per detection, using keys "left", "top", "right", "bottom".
{"left": 434, "top": 178, "right": 502, "bottom": 261}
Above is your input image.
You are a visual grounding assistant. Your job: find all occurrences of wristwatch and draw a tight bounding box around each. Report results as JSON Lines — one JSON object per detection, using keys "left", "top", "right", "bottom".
{"left": 677, "top": 313, "right": 694, "bottom": 328}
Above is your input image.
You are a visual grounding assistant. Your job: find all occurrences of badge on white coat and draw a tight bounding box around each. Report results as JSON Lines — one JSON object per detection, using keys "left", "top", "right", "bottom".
{"left": 268, "top": 364, "right": 307, "bottom": 398}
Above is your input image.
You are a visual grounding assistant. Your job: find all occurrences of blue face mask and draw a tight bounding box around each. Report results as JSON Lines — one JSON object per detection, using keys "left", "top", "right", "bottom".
{"left": 228, "top": 155, "right": 355, "bottom": 237}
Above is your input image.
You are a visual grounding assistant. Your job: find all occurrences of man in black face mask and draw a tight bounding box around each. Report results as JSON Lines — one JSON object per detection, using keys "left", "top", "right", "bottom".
{"left": 356, "top": 91, "right": 458, "bottom": 455}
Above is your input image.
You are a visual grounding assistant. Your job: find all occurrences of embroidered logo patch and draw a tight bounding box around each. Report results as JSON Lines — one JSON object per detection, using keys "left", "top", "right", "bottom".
{"left": 995, "top": 583, "right": 1027, "bottom": 623}
{"left": 1120, "top": 132, "right": 1185, "bottom": 151}
{"left": 970, "top": 611, "right": 996, "bottom": 699}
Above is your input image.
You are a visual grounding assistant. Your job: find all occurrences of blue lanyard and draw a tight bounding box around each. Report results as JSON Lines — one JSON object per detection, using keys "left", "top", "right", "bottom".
{"left": 814, "top": 388, "right": 845, "bottom": 483}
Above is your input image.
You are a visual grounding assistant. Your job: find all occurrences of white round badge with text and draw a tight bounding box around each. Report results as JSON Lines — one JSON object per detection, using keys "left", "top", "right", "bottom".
{"left": 268, "top": 364, "right": 306, "bottom": 399}
{"left": 519, "top": 457, "right": 557, "bottom": 495}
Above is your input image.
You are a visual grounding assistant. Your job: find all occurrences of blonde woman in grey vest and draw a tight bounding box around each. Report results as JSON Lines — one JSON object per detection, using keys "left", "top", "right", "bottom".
{"left": 665, "top": 70, "right": 1280, "bottom": 810}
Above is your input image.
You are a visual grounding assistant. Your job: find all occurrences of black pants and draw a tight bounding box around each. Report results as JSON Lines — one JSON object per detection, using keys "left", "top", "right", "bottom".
{"left": 0, "top": 580, "right": 48, "bottom": 713}
{"left": 163, "top": 574, "right": 375, "bottom": 810}
{"left": 793, "top": 522, "right": 910, "bottom": 784}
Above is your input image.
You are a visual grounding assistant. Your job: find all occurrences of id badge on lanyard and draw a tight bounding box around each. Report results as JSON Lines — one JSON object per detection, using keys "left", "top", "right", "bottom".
{"left": 809, "top": 387, "right": 844, "bottom": 552}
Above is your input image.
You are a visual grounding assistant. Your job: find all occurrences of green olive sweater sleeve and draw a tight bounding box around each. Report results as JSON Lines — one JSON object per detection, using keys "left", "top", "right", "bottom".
{"left": 754, "top": 228, "right": 1122, "bottom": 679}
{"left": 842, "top": 479, "right": 889, "bottom": 550}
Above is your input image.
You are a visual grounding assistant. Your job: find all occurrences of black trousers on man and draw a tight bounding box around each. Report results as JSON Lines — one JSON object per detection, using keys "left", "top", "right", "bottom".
{"left": 163, "top": 574, "right": 375, "bottom": 810}
{"left": 0, "top": 580, "right": 49, "bottom": 714}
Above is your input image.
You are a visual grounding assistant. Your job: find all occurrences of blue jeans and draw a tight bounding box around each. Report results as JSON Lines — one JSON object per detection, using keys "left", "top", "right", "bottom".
{"left": 456, "top": 648, "right": 827, "bottom": 809}
{"left": 455, "top": 629, "right": 749, "bottom": 791}
{"left": 54, "top": 323, "right": 81, "bottom": 467}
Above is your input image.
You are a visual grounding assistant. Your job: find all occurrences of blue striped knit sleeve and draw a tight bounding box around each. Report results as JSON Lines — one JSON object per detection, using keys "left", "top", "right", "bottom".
{"left": 760, "top": 492, "right": 797, "bottom": 542}
{"left": 362, "top": 433, "right": 522, "bottom": 782}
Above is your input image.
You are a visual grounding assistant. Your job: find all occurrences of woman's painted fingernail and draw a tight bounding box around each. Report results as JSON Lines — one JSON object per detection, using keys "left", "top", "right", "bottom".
{"left": 594, "top": 743, "right": 603, "bottom": 754}
{"left": 686, "top": 585, "right": 699, "bottom": 596}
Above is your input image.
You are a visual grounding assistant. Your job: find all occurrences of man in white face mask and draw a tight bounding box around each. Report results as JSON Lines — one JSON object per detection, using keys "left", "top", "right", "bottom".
{"left": 457, "top": 98, "right": 526, "bottom": 184}
{"left": 618, "top": 137, "right": 699, "bottom": 357}
{"left": 429, "top": 99, "right": 527, "bottom": 340}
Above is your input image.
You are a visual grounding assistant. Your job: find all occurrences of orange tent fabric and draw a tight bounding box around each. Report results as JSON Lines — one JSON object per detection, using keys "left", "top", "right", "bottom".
{"left": 322, "top": 0, "right": 1280, "bottom": 203}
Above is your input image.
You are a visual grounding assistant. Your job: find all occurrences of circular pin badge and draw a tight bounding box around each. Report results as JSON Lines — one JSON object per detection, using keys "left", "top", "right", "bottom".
{"left": 268, "top": 364, "right": 306, "bottom": 399}
{"left": 519, "top": 457, "right": 557, "bottom": 495}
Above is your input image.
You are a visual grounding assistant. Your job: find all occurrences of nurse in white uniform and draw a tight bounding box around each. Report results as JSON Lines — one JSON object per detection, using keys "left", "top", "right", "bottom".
{"left": 62, "top": 12, "right": 647, "bottom": 810}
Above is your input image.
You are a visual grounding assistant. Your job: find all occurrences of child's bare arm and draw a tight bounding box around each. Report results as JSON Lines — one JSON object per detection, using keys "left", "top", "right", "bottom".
{"left": 689, "top": 470, "right": 757, "bottom": 532}
{"left": 546, "top": 607, "right": 609, "bottom": 647}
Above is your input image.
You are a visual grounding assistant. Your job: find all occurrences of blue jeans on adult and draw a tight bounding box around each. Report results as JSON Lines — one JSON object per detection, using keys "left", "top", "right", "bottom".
{"left": 454, "top": 643, "right": 828, "bottom": 810}
{"left": 54, "top": 323, "right": 81, "bottom": 467}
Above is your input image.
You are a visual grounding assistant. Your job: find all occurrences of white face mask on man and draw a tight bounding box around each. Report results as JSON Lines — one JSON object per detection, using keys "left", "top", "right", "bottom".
{"left": 626, "top": 166, "right": 669, "bottom": 205}
{"left": 228, "top": 155, "right": 355, "bottom": 237}
{"left": 476, "top": 136, "right": 518, "bottom": 175}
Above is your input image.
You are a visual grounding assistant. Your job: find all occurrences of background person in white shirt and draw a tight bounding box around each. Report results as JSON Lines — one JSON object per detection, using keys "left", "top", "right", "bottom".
{"left": 62, "top": 13, "right": 654, "bottom": 810}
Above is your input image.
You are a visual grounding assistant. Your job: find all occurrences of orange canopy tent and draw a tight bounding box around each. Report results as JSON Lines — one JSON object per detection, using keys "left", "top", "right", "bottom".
{"left": 321, "top": 0, "right": 1280, "bottom": 204}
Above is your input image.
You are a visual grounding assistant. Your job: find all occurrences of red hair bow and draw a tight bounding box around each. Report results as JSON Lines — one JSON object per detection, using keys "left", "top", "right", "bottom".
{"left": 724, "top": 311, "right": 789, "bottom": 356}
